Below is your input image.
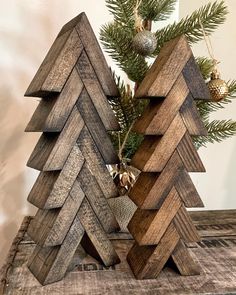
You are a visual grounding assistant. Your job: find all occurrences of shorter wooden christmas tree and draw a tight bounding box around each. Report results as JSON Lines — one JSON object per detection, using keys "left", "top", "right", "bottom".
{"left": 127, "top": 35, "right": 211, "bottom": 279}
{"left": 24, "top": 13, "right": 121, "bottom": 285}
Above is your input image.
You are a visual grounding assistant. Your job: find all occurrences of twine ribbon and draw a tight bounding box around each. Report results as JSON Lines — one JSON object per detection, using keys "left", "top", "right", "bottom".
{"left": 134, "top": 0, "right": 144, "bottom": 32}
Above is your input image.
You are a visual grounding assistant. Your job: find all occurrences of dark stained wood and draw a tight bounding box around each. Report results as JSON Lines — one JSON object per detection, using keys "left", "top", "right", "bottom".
{"left": 77, "top": 163, "right": 120, "bottom": 233}
{"left": 180, "top": 93, "right": 208, "bottom": 136}
{"left": 76, "top": 51, "right": 119, "bottom": 131}
{"left": 78, "top": 198, "right": 120, "bottom": 266}
{"left": 27, "top": 213, "right": 85, "bottom": 285}
{"left": 27, "top": 106, "right": 84, "bottom": 171}
{"left": 76, "top": 88, "right": 119, "bottom": 163}
{"left": 25, "top": 29, "right": 83, "bottom": 97}
{"left": 131, "top": 114, "right": 186, "bottom": 172}
{"left": 182, "top": 55, "right": 211, "bottom": 100}
{"left": 133, "top": 74, "right": 189, "bottom": 135}
{"left": 171, "top": 239, "right": 201, "bottom": 275}
{"left": 77, "top": 127, "right": 118, "bottom": 199}
{"left": 127, "top": 223, "right": 180, "bottom": 279}
{"left": 128, "top": 187, "right": 182, "bottom": 245}
{"left": 27, "top": 180, "right": 85, "bottom": 247}
{"left": 135, "top": 35, "right": 192, "bottom": 98}
{"left": 25, "top": 69, "right": 84, "bottom": 132}
{"left": 28, "top": 145, "right": 84, "bottom": 209}
{"left": 177, "top": 132, "right": 205, "bottom": 172}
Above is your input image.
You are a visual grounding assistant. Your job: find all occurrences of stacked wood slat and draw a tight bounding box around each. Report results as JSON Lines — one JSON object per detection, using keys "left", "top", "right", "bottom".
{"left": 24, "top": 12, "right": 121, "bottom": 285}
{"left": 127, "top": 35, "right": 211, "bottom": 279}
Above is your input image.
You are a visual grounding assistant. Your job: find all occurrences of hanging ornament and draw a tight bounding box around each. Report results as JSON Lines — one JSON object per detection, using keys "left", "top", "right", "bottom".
{"left": 207, "top": 69, "right": 229, "bottom": 102}
{"left": 200, "top": 21, "right": 229, "bottom": 102}
{"left": 132, "top": 0, "right": 157, "bottom": 56}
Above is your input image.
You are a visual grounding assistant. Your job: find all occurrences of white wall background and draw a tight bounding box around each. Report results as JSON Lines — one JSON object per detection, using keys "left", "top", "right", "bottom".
{"left": 0, "top": 0, "right": 235, "bottom": 268}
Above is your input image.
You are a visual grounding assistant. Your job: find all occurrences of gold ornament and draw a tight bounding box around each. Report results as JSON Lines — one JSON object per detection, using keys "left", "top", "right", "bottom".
{"left": 207, "top": 70, "right": 229, "bottom": 102}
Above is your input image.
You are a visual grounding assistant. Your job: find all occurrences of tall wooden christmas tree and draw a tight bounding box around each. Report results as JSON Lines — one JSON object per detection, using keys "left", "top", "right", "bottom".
{"left": 24, "top": 13, "right": 121, "bottom": 285}
{"left": 127, "top": 35, "right": 211, "bottom": 279}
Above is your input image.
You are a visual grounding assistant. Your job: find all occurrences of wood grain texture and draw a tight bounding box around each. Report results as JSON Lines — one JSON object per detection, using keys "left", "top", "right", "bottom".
{"left": 27, "top": 180, "right": 85, "bottom": 247}
{"left": 182, "top": 55, "right": 211, "bottom": 100}
{"left": 127, "top": 223, "right": 180, "bottom": 279}
{"left": 28, "top": 145, "right": 84, "bottom": 209}
{"left": 76, "top": 51, "right": 119, "bottom": 131}
{"left": 177, "top": 132, "right": 205, "bottom": 172}
{"left": 77, "top": 163, "right": 120, "bottom": 233}
{"left": 133, "top": 74, "right": 189, "bottom": 135}
{"left": 77, "top": 127, "right": 118, "bottom": 199}
{"left": 25, "top": 29, "right": 83, "bottom": 97}
{"left": 25, "top": 69, "right": 83, "bottom": 132}
{"left": 27, "top": 106, "right": 84, "bottom": 171}
{"left": 135, "top": 35, "right": 192, "bottom": 98}
{"left": 78, "top": 198, "right": 120, "bottom": 266}
{"left": 171, "top": 239, "right": 201, "bottom": 275}
{"left": 131, "top": 114, "right": 186, "bottom": 172}
{"left": 128, "top": 187, "right": 182, "bottom": 245}
{"left": 180, "top": 93, "right": 208, "bottom": 136}
{"left": 76, "top": 88, "right": 119, "bottom": 163}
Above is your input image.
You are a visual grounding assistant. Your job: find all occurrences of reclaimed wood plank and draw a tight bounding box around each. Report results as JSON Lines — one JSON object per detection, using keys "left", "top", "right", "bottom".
{"left": 180, "top": 93, "right": 208, "bottom": 136}
{"left": 25, "top": 69, "right": 83, "bottom": 132}
{"left": 27, "top": 213, "right": 85, "bottom": 285}
{"left": 27, "top": 106, "right": 84, "bottom": 171}
{"left": 128, "top": 187, "right": 182, "bottom": 245}
{"left": 133, "top": 74, "right": 189, "bottom": 135}
{"left": 27, "top": 180, "right": 85, "bottom": 247}
{"left": 76, "top": 88, "right": 119, "bottom": 163}
{"left": 25, "top": 29, "right": 83, "bottom": 97}
{"left": 177, "top": 132, "right": 205, "bottom": 172}
{"left": 28, "top": 145, "right": 84, "bottom": 209}
{"left": 131, "top": 114, "right": 186, "bottom": 172}
{"left": 127, "top": 223, "right": 180, "bottom": 279}
{"left": 182, "top": 55, "right": 211, "bottom": 100}
{"left": 78, "top": 198, "right": 120, "bottom": 266}
{"left": 135, "top": 35, "right": 192, "bottom": 98}
{"left": 77, "top": 163, "right": 120, "bottom": 233}
{"left": 77, "top": 127, "right": 118, "bottom": 199}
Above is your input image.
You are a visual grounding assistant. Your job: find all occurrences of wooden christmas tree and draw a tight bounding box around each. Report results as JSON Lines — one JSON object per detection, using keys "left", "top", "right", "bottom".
{"left": 24, "top": 13, "right": 121, "bottom": 285}
{"left": 127, "top": 35, "right": 211, "bottom": 279}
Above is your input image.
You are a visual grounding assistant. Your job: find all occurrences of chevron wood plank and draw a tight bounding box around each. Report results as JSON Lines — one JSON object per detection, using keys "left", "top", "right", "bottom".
{"left": 76, "top": 51, "right": 120, "bottom": 131}
{"left": 25, "top": 69, "right": 84, "bottom": 132}
{"left": 77, "top": 88, "right": 119, "bottom": 164}
{"left": 175, "top": 169, "right": 204, "bottom": 208}
{"left": 133, "top": 74, "right": 189, "bottom": 135}
{"left": 77, "top": 163, "right": 120, "bottom": 233}
{"left": 27, "top": 180, "right": 85, "bottom": 247}
{"left": 129, "top": 151, "right": 183, "bottom": 209}
{"left": 74, "top": 12, "right": 119, "bottom": 97}
{"left": 27, "top": 106, "right": 84, "bottom": 171}
{"left": 28, "top": 145, "right": 84, "bottom": 209}
{"left": 77, "top": 127, "right": 118, "bottom": 199}
{"left": 127, "top": 223, "right": 180, "bottom": 279}
{"left": 135, "top": 35, "right": 192, "bottom": 98}
{"left": 177, "top": 132, "right": 205, "bottom": 172}
{"left": 182, "top": 55, "right": 211, "bottom": 100}
{"left": 174, "top": 206, "right": 201, "bottom": 242}
{"left": 25, "top": 29, "right": 83, "bottom": 97}
{"left": 171, "top": 240, "right": 201, "bottom": 275}
{"left": 78, "top": 198, "right": 120, "bottom": 266}
{"left": 131, "top": 114, "right": 186, "bottom": 172}
{"left": 27, "top": 213, "right": 85, "bottom": 285}
{"left": 180, "top": 93, "right": 208, "bottom": 136}
{"left": 128, "top": 187, "right": 182, "bottom": 245}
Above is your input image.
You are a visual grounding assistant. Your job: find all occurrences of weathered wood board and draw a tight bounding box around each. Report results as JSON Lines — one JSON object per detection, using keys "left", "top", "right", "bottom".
{"left": 1, "top": 210, "right": 236, "bottom": 295}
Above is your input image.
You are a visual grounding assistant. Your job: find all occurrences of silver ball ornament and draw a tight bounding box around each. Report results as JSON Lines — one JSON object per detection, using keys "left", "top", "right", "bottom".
{"left": 132, "top": 30, "right": 157, "bottom": 56}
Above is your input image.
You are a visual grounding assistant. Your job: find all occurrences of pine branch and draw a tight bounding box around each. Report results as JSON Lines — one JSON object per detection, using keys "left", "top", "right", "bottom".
{"left": 228, "top": 80, "right": 236, "bottom": 96}
{"left": 100, "top": 22, "right": 149, "bottom": 81}
{"left": 154, "top": 1, "right": 228, "bottom": 54}
{"left": 140, "top": 0, "right": 177, "bottom": 22}
{"left": 196, "top": 57, "right": 214, "bottom": 80}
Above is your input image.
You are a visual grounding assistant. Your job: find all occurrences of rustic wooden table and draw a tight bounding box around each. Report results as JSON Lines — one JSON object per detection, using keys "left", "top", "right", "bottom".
{"left": 1, "top": 210, "right": 236, "bottom": 295}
